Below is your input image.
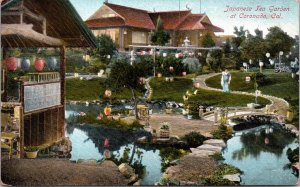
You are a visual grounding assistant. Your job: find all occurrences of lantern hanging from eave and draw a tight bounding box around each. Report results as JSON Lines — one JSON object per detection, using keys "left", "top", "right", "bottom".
{"left": 104, "top": 106, "right": 112, "bottom": 116}
{"left": 4, "top": 57, "right": 18, "bottom": 71}
{"left": 48, "top": 57, "right": 58, "bottom": 70}
{"left": 169, "top": 66, "right": 174, "bottom": 72}
{"left": 34, "top": 58, "right": 45, "bottom": 72}
{"left": 21, "top": 58, "right": 31, "bottom": 71}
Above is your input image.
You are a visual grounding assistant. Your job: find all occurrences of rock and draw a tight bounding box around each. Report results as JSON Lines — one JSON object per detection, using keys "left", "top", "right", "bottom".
{"left": 137, "top": 136, "right": 147, "bottom": 143}
{"left": 128, "top": 174, "right": 139, "bottom": 184}
{"left": 165, "top": 166, "right": 179, "bottom": 176}
{"left": 101, "top": 160, "right": 118, "bottom": 168}
{"left": 78, "top": 159, "right": 98, "bottom": 165}
{"left": 118, "top": 163, "right": 135, "bottom": 178}
{"left": 292, "top": 162, "right": 299, "bottom": 170}
{"left": 133, "top": 179, "right": 142, "bottom": 186}
{"left": 196, "top": 144, "right": 222, "bottom": 153}
{"left": 170, "top": 159, "right": 180, "bottom": 165}
{"left": 189, "top": 149, "right": 216, "bottom": 157}
{"left": 203, "top": 139, "right": 226, "bottom": 148}
{"left": 223, "top": 174, "right": 240, "bottom": 182}
{"left": 180, "top": 181, "right": 198, "bottom": 185}
{"left": 154, "top": 182, "right": 160, "bottom": 186}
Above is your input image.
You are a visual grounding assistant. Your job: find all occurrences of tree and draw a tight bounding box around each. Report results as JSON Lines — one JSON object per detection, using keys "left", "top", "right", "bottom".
{"left": 89, "top": 35, "right": 117, "bottom": 62}
{"left": 106, "top": 60, "right": 144, "bottom": 119}
{"left": 265, "top": 26, "right": 295, "bottom": 58}
{"left": 150, "top": 16, "right": 171, "bottom": 46}
{"left": 202, "top": 33, "right": 215, "bottom": 47}
{"left": 223, "top": 38, "right": 231, "bottom": 57}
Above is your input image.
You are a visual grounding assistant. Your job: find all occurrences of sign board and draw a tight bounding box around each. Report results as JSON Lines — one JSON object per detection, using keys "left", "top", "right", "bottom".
{"left": 24, "top": 82, "right": 61, "bottom": 113}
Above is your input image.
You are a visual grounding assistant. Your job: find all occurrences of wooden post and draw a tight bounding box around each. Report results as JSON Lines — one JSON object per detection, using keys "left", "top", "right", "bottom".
{"left": 119, "top": 28, "right": 125, "bottom": 51}
{"left": 2, "top": 48, "right": 8, "bottom": 102}
{"left": 19, "top": 106, "right": 24, "bottom": 158}
{"left": 60, "top": 46, "right": 66, "bottom": 137}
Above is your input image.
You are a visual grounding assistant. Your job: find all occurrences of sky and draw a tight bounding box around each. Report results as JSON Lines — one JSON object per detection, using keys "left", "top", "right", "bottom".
{"left": 70, "top": 0, "right": 299, "bottom": 37}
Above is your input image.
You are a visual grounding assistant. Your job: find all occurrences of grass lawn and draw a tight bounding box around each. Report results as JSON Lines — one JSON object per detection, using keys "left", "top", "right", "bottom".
{"left": 188, "top": 88, "right": 271, "bottom": 107}
{"left": 66, "top": 78, "right": 142, "bottom": 101}
{"left": 150, "top": 77, "right": 193, "bottom": 102}
{"left": 205, "top": 70, "right": 299, "bottom": 100}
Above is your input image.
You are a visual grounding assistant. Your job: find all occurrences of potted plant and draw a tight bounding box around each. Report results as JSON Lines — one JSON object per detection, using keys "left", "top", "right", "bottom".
{"left": 159, "top": 122, "right": 170, "bottom": 138}
{"left": 24, "top": 146, "right": 39, "bottom": 159}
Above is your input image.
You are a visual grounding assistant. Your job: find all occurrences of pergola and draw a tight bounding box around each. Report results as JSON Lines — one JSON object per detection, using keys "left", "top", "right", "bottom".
{"left": 1, "top": 0, "right": 97, "bottom": 158}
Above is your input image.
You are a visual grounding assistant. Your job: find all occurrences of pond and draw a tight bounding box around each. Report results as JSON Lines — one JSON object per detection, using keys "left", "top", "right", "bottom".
{"left": 223, "top": 124, "right": 299, "bottom": 185}
{"left": 65, "top": 104, "right": 164, "bottom": 185}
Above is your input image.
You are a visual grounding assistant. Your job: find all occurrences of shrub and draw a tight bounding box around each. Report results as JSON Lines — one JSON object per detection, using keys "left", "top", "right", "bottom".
{"left": 181, "top": 132, "right": 206, "bottom": 148}
{"left": 287, "top": 147, "right": 299, "bottom": 163}
{"left": 159, "top": 147, "right": 188, "bottom": 171}
{"left": 209, "top": 153, "right": 225, "bottom": 161}
{"left": 182, "top": 57, "right": 201, "bottom": 73}
{"left": 212, "top": 124, "right": 233, "bottom": 141}
{"left": 202, "top": 175, "right": 234, "bottom": 185}
{"left": 24, "top": 146, "right": 39, "bottom": 152}
{"left": 221, "top": 57, "right": 236, "bottom": 70}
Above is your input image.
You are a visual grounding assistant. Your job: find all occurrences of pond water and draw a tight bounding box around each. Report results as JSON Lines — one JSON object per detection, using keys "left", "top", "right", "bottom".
{"left": 65, "top": 105, "right": 163, "bottom": 185}
{"left": 223, "top": 124, "right": 299, "bottom": 185}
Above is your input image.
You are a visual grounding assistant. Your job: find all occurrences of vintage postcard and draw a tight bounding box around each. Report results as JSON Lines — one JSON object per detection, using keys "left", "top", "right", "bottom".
{"left": 1, "top": 0, "right": 299, "bottom": 186}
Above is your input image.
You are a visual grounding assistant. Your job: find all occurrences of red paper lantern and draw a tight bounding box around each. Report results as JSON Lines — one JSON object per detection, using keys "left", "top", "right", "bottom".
{"left": 4, "top": 57, "right": 17, "bottom": 71}
{"left": 34, "top": 58, "right": 45, "bottom": 72}
{"left": 104, "top": 138, "right": 109, "bottom": 148}
{"left": 104, "top": 106, "right": 112, "bottom": 116}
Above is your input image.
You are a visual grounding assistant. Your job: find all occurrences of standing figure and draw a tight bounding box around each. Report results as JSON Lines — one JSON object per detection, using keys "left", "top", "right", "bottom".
{"left": 221, "top": 69, "right": 231, "bottom": 92}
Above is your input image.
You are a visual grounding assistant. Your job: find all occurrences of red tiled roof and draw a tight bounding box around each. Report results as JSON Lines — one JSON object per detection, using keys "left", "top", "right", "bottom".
{"left": 177, "top": 14, "right": 205, "bottom": 30}
{"left": 86, "top": 17, "right": 125, "bottom": 28}
{"left": 202, "top": 22, "right": 224, "bottom": 32}
{"left": 104, "top": 3, "right": 155, "bottom": 30}
{"left": 149, "top": 10, "right": 191, "bottom": 30}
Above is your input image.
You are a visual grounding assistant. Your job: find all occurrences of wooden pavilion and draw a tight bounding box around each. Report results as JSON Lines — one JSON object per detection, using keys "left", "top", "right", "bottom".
{"left": 1, "top": 0, "right": 97, "bottom": 158}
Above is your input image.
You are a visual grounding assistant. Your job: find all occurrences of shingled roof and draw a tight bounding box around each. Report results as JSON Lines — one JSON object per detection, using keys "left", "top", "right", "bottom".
{"left": 85, "top": 2, "right": 223, "bottom": 33}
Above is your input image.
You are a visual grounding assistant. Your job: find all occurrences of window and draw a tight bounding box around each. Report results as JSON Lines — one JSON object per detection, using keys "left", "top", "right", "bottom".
{"left": 92, "top": 29, "right": 118, "bottom": 42}
{"left": 132, "top": 31, "right": 147, "bottom": 44}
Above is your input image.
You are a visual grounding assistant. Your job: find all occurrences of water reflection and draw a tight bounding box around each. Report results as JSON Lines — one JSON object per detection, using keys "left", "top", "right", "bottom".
{"left": 223, "top": 124, "right": 298, "bottom": 185}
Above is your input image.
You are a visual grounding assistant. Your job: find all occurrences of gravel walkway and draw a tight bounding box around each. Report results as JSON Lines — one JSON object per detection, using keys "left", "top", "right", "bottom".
{"left": 1, "top": 158, "right": 129, "bottom": 186}
{"left": 195, "top": 73, "right": 289, "bottom": 116}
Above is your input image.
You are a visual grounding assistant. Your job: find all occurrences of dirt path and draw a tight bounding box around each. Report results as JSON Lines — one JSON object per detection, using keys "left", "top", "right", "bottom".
{"left": 195, "top": 73, "right": 289, "bottom": 116}
{"left": 1, "top": 158, "right": 129, "bottom": 186}
{"left": 144, "top": 114, "right": 217, "bottom": 138}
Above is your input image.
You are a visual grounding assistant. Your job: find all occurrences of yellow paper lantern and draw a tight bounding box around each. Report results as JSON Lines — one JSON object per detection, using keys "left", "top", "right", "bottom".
{"left": 104, "top": 106, "right": 112, "bottom": 116}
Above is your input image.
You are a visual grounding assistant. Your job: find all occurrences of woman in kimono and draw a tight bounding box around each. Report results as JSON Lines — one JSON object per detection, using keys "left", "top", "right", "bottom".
{"left": 221, "top": 69, "right": 231, "bottom": 92}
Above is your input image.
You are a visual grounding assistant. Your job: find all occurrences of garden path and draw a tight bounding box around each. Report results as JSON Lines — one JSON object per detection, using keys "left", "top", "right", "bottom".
{"left": 194, "top": 73, "right": 289, "bottom": 116}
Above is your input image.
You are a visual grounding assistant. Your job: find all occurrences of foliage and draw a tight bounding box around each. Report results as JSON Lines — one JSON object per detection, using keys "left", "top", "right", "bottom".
{"left": 223, "top": 38, "right": 232, "bottom": 57}
{"left": 221, "top": 57, "right": 236, "bottom": 70}
{"left": 265, "top": 26, "right": 295, "bottom": 58}
{"left": 206, "top": 50, "right": 223, "bottom": 72}
{"left": 68, "top": 113, "right": 143, "bottom": 130}
{"left": 202, "top": 163, "right": 242, "bottom": 185}
{"left": 88, "top": 35, "right": 117, "bottom": 62}
{"left": 160, "top": 122, "right": 170, "bottom": 130}
{"left": 150, "top": 16, "right": 171, "bottom": 46}
{"left": 209, "top": 153, "right": 225, "bottom": 161}
{"left": 159, "top": 176, "right": 170, "bottom": 185}
{"left": 159, "top": 147, "right": 188, "bottom": 171}
{"left": 286, "top": 147, "right": 299, "bottom": 163}
{"left": 135, "top": 56, "right": 154, "bottom": 77}
{"left": 24, "top": 146, "right": 39, "bottom": 152}
{"left": 181, "top": 132, "right": 206, "bottom": 148}
{"left": 156, "top": 55, "right": 185, "bottom": 76}
{"left": 182, "top": 57, "right": 201, "bottom": 73}
{"left": 150, "top": 78, "right": 193, "bottom": 102}
{"left": 212, "top": 124, "right": 233, "bottom": 141}
{"left": 202, "top": 32, "right": 216, "bottom": 47}
{"left": 231, "top": 26, "right": 248, "bottom": 63}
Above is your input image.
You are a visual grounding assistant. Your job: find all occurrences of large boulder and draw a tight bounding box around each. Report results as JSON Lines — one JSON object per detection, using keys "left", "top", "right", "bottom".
{"left": 118, "top": 163, "right": 135, "bottom": 178}
{"left": 223, "top": 174, "right": 241, "bottom": 182}
{"left": 203, "top": 139, "right": 226, "bottom": 148}
{"left": 196, "top": 144, "right": 222, "bottom": 153}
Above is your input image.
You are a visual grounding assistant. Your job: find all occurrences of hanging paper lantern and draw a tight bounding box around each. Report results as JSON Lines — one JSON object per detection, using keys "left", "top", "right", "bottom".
{"left": 47, "top": 57, "right": 57, "bottom": 70}
{"left": 4, "top": 57, "right": 17, "bottom": 71}
{"left": 182, "top": 72, "right": 187, "bottom": 76}
{"left": 169, "top": 66, "right": 174, "bottom": 72}
{"left": 139, "top": 77, "right": 145, "bottom": 85}
{"left": 34, "top": 58, "right": 45, "bottom": 72}
{"left": 21, "top": 58, "right": 30, "bottom": 71}
{"left": 104, "top": 89, "right": 112, "bottom": 97}
{"left": 104, "top": 106, "right": 112, "bottom": 116}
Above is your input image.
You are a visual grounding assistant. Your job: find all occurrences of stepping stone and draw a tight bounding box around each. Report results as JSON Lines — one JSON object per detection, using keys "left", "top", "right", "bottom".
{"left": 189, "top": 149, "right": 216, "bottom": 157}
{"left": 196, "top": 144, "right": 222, "bottom": 153}
{"left": 203, "top": 139, "right": 226, "bottom": 148}
{"left": 223, "top": 174, "right": 240, "bottom": 182}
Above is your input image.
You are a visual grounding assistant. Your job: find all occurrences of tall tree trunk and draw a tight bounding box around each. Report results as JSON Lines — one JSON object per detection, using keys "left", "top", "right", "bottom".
{"left": 131, "top": 88, "right": 139, "bottom": 120}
